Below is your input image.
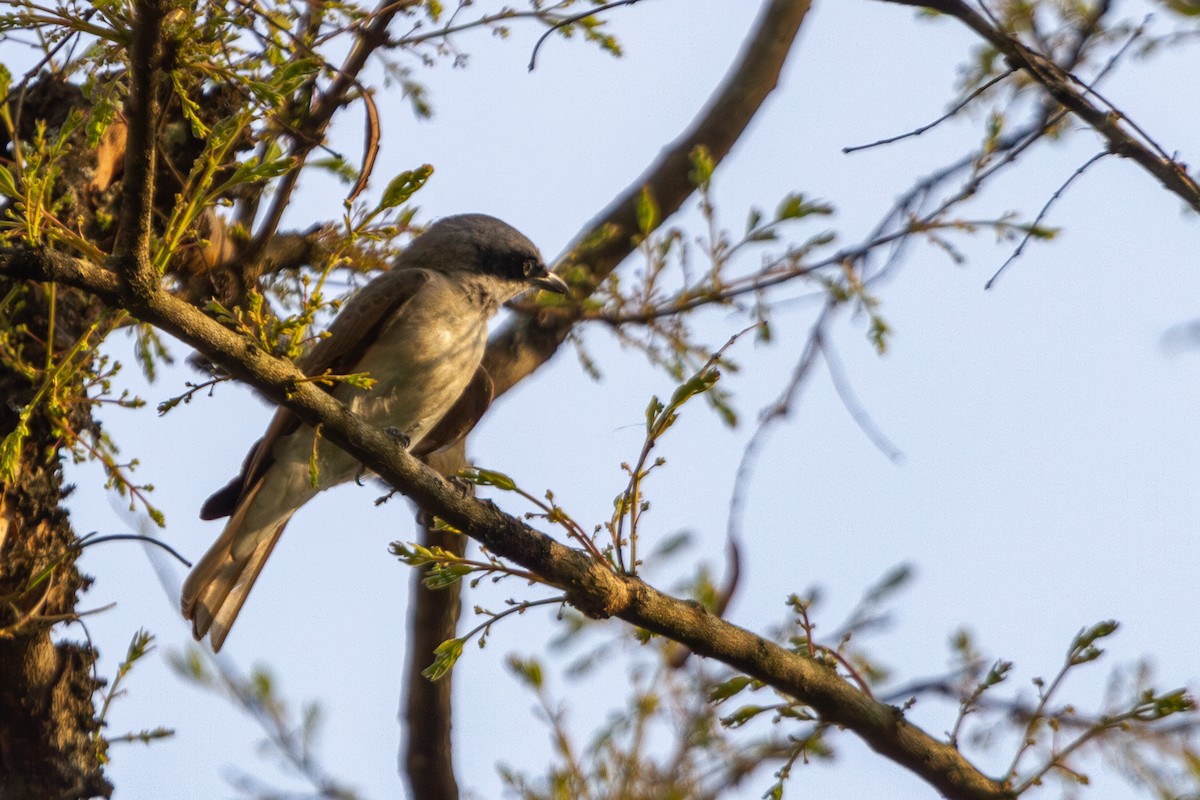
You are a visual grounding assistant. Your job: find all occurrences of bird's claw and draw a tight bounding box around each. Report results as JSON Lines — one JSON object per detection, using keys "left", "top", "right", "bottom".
{"left": 382, "top": 427, "right": 411, "bottom": 450}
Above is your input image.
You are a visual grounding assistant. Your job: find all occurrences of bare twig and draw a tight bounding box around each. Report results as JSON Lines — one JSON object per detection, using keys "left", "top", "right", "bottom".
{"left": 876, "top": 0, "right": 1200, "bottom": 212}
{"left": 528, "top": 0, "right": 643, "bottom": 71}
{"left": 843, "top": 68, "right": 1016, "bottom": 154}
{"left": 985, "top": 149, "right": 1111, "bottom": 289}
{"left": 727, "top": 301, "right": 834, "bottom": 545}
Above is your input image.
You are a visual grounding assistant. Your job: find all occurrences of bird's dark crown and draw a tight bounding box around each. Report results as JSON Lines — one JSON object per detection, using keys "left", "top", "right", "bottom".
{"left": 403, "top": 213, "right": 545, "bottom": 282}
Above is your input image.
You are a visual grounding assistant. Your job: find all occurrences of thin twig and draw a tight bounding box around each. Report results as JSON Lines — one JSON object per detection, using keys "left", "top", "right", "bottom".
{"left": 528, "top": 0, "right": 642, "bottom": 71}
{"left": 985, "top": 149, "right": 1110, "bottom": 289}
{"left": 843, "top": 68, "right": 1016, "bottom": 154}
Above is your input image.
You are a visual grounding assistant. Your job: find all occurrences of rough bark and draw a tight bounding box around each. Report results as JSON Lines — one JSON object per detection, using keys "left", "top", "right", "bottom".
{"left": 0, "top": 282, "right": 110, "bottom": 800}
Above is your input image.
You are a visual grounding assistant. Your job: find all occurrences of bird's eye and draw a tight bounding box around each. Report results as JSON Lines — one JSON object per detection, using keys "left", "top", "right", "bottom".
{"left": 522, "top": 258, "right": 540, "bottom": 277}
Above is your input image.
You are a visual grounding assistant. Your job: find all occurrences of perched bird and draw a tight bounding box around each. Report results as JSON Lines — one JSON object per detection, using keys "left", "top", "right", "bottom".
{"left": 181, "top": 214, "right": 567, "bottom": 651}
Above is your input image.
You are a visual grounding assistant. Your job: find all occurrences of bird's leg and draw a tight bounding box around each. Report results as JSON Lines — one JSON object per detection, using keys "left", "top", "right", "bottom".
{"left": 446, "top": 473, "right": 473, "bottom": 496}
{"left": 413, "top": 476, "right": 473, "bottom": 527}
{"left": 382, "top": 427, "right": 412, "bottom": 450}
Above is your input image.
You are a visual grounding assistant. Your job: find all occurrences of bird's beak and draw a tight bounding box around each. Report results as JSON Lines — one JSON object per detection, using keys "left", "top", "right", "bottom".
{"left": 527, "top": 265, "right": 569, "bottom": 294}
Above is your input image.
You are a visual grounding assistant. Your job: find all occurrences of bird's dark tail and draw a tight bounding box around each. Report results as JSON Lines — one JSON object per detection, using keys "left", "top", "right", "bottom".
{"left": 181, "top": 480, "right": 293, "bottom": 652}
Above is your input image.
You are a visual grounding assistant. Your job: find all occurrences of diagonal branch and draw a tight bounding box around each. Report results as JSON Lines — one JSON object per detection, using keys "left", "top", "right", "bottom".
{"left": 483, "top": 0, "right": 815, "bottom": 397}
{"left": 3, "top": 244, "right": 1013, "bottom": 800}
{"left": 876, "top": 0, "right": 1200, "bottom": 212}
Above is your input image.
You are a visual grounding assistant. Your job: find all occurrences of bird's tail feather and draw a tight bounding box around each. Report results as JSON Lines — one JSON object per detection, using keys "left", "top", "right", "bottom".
{"left": 181, "top": 481, "right": 294, "bottom": 652}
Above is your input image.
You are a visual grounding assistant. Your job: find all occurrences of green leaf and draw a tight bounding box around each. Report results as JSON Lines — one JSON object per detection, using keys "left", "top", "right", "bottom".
{"left": 862, "top": 563, "right": 914, "bottom": 605}
{"left": 709, "top": 675, "right": 752, "bottom": 702}
{"left": 635, "top": 186, "right": 659, "bottom": 236}
{"left": 424, "top": 562, "right": 473, "bottom": 589}
{"left": 1069, "top": 620, "right": 1119, "bottom": 665}
{"left": 171, "top": 73, "right": 211, "bottom": 138}
{"left": 458, "top": 467, "right": 516, "bottom": 491}
{"left": 86, "top": 94, "right": 117, "bottom": 148}
{"left": 666, "top": 367, "right": 720, "bottom": 413}
{"left": 0, "top": 418, "right": 29, "bottom": 481}
{"left": 506, "top": 655, "right": 543, "bottom": 689}
{"left": 1162, "top": 0, "right": 1200, "bottom": 15}
{"left": 775, "top": 192, "right": 834, "bottom": 222}
{"left": 379, "top": 164, "right": 434, "bottom": 210}
{"left": 644, "top": 396, "right": 664, "bottom": 432}
{"left": 687, "top": 144, "right": 714, "bottom": 191}
{"left": 0, "top": 165, "right": 17, "bottom": 199}
{"left": 308, "top": 427, "right": 322, "bottom": 488}
{"left": 745, "top": 207, "right": 763, "bottom": 234}
{"left": 250, "top": 667, "right": 274, "bottom": 703}
{"left": 720, "top": 703, "right": 768, "bottom": 728}
{"left": 422, "top": 637, "right": 465, "bottom": 681}
{"left": 982, "top": 659, "right": 1012, "bottom": 687}
{"left": 274, "top": 58, "right": 321, "bottom": 96}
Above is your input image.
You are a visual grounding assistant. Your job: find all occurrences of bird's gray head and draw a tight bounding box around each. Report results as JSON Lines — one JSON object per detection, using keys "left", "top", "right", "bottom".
{"left": 402, "top": 213, "right": 567, "bottom": 294}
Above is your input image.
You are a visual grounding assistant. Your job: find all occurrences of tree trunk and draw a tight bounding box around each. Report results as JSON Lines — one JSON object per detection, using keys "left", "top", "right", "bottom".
{"left": 0, "top": 281, "right": 109, "bottom": 799}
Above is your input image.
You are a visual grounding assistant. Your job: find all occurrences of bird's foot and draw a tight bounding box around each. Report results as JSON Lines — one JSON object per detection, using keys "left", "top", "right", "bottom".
{"left": 382, "top": 427, "right": 412, "bottom": 450}
{"left": 446, "top": 474, "right": 474, "bottom": 496}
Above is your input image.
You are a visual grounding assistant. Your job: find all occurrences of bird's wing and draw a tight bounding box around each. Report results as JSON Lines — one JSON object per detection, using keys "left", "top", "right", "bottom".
{"left": 412, "top": 364, "right": 494, "bottom": 457}
{"left": 199, "top": 268, "right": 432, "bottom": 519}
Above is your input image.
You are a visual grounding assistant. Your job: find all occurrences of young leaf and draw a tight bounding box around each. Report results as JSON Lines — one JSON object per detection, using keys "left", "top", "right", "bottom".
{"left": 422, "top": 637, "right": 466, "bottom": 681}
{"left": 688, "top": 144, "right": 715, "bottom": 191}
{"left": 0, "top": 165, "right": 18, "bottom": 199}
{"left": 459, "top": 467, "right": 517, "bottom": 491}
{"left": 379, "top": 164, "right": 434, "bottom": 211}
{"left": 775, "top": 192, "right": 834, "bottom": 222}
{"left": 635, "top": 186, "right": 660, "bottom": 235}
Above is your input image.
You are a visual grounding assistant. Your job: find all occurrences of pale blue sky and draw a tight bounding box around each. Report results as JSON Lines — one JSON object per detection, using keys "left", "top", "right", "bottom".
{"left": 49, "top": 1, "right": 1200, "bottom": 798}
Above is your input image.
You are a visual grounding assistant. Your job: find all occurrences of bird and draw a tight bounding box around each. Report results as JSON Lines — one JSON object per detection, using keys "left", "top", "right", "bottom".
{"left": 181, "top": 213, "right": 567, "bottom": 651}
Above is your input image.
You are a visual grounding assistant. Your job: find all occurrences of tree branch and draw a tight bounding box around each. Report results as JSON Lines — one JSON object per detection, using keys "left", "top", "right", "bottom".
{"left": 3, "top": 245, "right": 1012, "bottom": 800}
{"left": 876, "top": 0, "right": 1200, "bottom": 212}
{"left": 112, "top": 0, "right": 168, "bottom": 298}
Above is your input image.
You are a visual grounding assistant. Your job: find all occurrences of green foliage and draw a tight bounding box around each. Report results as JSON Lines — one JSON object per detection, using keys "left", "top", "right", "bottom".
{"left": 458, "top": 466, "right": 518, "bottom": 492}
{"left": 376, "top": 164, "right": 434, "bottom": 212}
{"left": 687, "top": 144, "right": 715, "bottom": 191}
{"left": 423, "top": 637, "right": 465, "bottom": 681}
{"left": 634, "top": 185, "right": 659, "bottom": 237}
{"left": 94, "top": 631, "right": 174, "bottom": 763}
{"left": 0, "top": 164, "right": 16, "bottom": 199}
